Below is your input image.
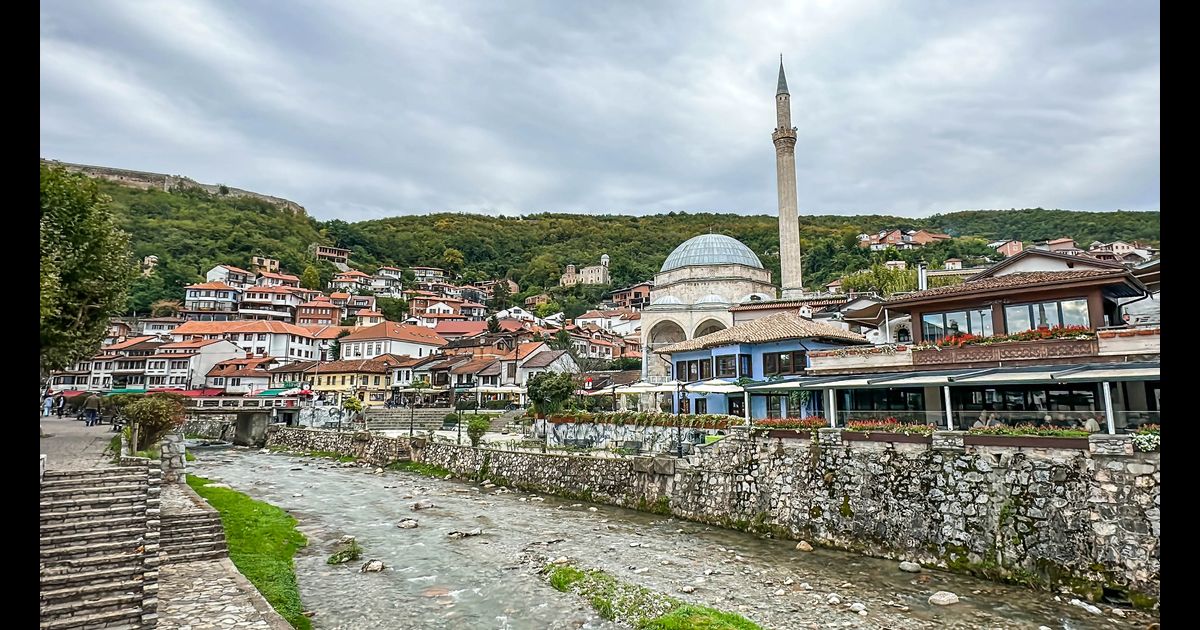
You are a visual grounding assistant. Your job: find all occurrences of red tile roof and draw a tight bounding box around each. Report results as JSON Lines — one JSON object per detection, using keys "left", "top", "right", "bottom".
{"left": 329, "top": 292, "right": 351, "bottom": 299}
{"left": 103, "top": 336, "right": 157, "bottom": 351}
{"left": 207, "top": 356, "right": 279, "bottom": 378}
{"left": 185, "top": 281, "right": 240, "bottom": 291}
{"left": 259, "top": 272, "right": 301, "bottom": 282}
{"left": 173, "top": 320, "right": 315, "bottom": 337}
{"left": 312, "top": 359, "right": 395, "bottom": 374}
{"left": 355, "top": 310, "right": 384, "bottom": 317}
{"left": 341, "top": 322, "right": 447, "bottom": 346}
{"left": 302, "top": 325, "right": 357, "bottom": 339}
{"left": 160, "top": 339, "right": 224, "bottom": 349}
{"left": 886, "top": 270, "right": 1128, "bottom": 305}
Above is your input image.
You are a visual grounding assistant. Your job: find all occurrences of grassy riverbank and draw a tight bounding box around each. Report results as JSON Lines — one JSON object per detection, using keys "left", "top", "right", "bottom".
{"left": 546, "top": 563, "right": 762, "bottom": 629}
{"left": 187, "top": 475, "right": 311, "bottom": 630}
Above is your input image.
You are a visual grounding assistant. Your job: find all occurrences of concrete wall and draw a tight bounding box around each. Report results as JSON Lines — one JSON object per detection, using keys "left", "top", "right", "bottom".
{"left": 264, "top": 426, "right": 1159, "bottom": 607}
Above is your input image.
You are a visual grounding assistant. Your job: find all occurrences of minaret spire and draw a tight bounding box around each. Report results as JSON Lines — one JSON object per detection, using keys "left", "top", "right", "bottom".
{"left": 772, "top": 56, "right": 804, "bottom": 298}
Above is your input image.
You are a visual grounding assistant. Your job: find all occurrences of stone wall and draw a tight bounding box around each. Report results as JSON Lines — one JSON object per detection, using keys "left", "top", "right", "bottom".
{"left": 181, "top": 418, "right": 235, "bottom": 441}
{"left": 545, "top": 421, "right": 723, "bottom": 454}
{"left": 263, "top": 425, "right": 1159, "bottom": 606}
{"left": 160, "top": 433, "right": 187, "bottom": 484}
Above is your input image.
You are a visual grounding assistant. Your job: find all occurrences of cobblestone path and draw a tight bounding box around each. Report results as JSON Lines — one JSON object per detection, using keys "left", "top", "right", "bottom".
{"left": 156, "top": 558, "right": 291, "bottom": 630}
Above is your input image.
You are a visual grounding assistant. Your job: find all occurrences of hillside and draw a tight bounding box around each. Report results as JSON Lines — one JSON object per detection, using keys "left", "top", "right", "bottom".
{"left": 83, "top": 176, "right": 1159, "bottom": 314}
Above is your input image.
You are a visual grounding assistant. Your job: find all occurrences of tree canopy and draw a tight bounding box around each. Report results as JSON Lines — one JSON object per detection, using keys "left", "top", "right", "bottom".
{"left": 40, "top": 166, "right": 137, "bottom": 373}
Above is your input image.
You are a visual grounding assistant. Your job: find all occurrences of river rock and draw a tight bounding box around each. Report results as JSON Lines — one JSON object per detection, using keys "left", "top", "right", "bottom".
{"left": 899, "top": 561, "right": 922, "bottom": 573}
{"left": 774, "top": 589, "right": 785, "bottom": 596}
{"left": 447, "top": 528, "right": 483, "bottom": 539}
{"left": 360, "top": 560, "right": 385, "bottom": 572}
{"left": 374, "top": 467, "right": 383, "bottom": 474}
{"left": 681, "top": 585, "right": 696, "bottom": 593}
{"left": 412, "top": 500, "right": 435, "bottom": 510}
{"left": 800, "top": 582, "right": 812, "bottom": 590}
{"left": 550, "top": 556, "right": 570, "bottom": 565}
{"left": 796, "top": 541, "right": 814, "bottom": 552}
{"left": 928, "top": 591, "right": 959, "bottom": 606}
{"left": 827, "top": 594, "right": 841, "bottom": 605}
{"left": 258, "top": 448, "right": 270, "bottom": 454}
{"left": 849, "top": 603, "right": 866, "bottom": 613}
{"left": 1110, "top": 608, "right": 1126, "bottom": 618}
{"left": 1069, "top": 599, "right": 1102, "bottom": 615}
{"left": 396, "top": 519, "right": 419, "bottom": 529}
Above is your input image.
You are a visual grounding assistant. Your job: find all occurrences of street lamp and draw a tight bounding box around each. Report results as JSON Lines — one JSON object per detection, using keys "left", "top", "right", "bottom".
{"left": 676, "top": 382, "right": 685, "bottom": 458}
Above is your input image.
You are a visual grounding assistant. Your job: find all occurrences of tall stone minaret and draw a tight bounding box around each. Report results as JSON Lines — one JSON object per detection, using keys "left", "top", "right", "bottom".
{"left": 773, "top": 56, "right": 804, "bottom": 298}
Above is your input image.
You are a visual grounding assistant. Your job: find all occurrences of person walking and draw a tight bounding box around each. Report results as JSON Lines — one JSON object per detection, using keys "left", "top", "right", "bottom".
{"left": 42, "top": 395, "right": 54, "bottom": 417}
{"left": 83, "top": 393, "right": 102, "bottom": 427}
{"left": 55, "top": 395, "right": 66, "bottom": 418}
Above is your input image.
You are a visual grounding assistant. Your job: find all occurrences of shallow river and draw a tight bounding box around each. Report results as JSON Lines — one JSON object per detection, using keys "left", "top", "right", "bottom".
{"left": 191, "top": 447, "right": 1156, "bottom": 630}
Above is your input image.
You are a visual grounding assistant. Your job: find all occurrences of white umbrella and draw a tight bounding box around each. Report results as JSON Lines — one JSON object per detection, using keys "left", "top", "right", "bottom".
{"left": 685, "top": 378, "right": 744, "bottom": 394}
{"left": 643, "top": 380, "right": 686, "bottom": 393}
{"left": 614, "top": 381, "right": 655, "bottom": 395}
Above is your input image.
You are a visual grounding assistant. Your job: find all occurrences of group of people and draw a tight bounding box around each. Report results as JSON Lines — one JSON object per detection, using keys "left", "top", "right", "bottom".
{"left": 40, "top": 392, "right": 104, "bottom": 426}
{"left": 970, "top": 411, "right": 1103, "bottom": 433}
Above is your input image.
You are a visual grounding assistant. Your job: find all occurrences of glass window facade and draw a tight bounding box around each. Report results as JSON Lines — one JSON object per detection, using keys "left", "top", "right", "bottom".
{"left": 922, "top": 309, "right": 994, "bottom": 342}
{"left": 1004, "top": 298, "right": 1090, "bottom": 333}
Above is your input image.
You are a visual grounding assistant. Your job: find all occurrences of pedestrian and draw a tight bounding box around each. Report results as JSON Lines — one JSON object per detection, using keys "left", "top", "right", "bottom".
{"left": 55, "top": 395, "right": 66, "bottom": 418}
{"left": 83, "top": 393, "right": 102, "bottom": 427}
{"left": 42, "top": 395, "right": 53, "bottom": 417}
{"left": 1083, "top": 416, "right": 1102, "bottom": 433}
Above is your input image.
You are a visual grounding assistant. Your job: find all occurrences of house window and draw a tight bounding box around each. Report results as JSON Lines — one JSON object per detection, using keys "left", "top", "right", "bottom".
{"left": 1004, "top": 298, "right": 1090, "bottom": 333}
{"left": 230, "top": 378, "right": 241, "bottom": 386}
{"left": 767, "top": 395, "right": 783, "bottom": 417}
{"left": 699, "top": 359, "right": 712, "bottom": 380}
{"left": 341, "top": 375, "right": 347, "bottom": 385}
{"left": 694, "top": 398, "right": 707, "bottom": 414}
{"left": 763, "top": 351, "right": 804, "bottom": 376}
{"left": 921, "top": 308, "right": 994, "bottom": 342}
{"left": 715, "top": 356, "right": 737, "bottom": 378}
{"left": 738, "top": 354, "right": 751, "bottom": 377}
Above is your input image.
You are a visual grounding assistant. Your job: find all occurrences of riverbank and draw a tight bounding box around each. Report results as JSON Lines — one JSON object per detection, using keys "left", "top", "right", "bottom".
{"left": 190, "top": 446, "right": 1157, "bottom": 629}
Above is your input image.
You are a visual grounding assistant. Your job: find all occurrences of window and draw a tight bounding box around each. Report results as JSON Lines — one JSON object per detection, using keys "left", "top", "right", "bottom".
{"left": 699, "top": 360, "right": 712, "bottom": 380}
{"left": 694, "top": 398, "right": 707, "bottom": 414}
{"left": 767, "top": 396, "right": 783, "bottom": 417}
{"left": 258, "top": 334, "right": 267, "bottom": 341}
{"left": 341, "top": 375, "right": 347, "bottom": 385}
{"left": 716, "top": 355, "right": 737, "bottom": 378}
{"left": 922, "top": 308, "right": 993, "bottom": 342}
{"left": 1004, "top": 298, "right": 1090, "bottom": 333}
{"left": 243, "top": 333, "right": 253, "bottom": 341}
{"left": 763, "top": 351, "right": 804, "bottom": 376}
{"left": 230, "top": 378, "right": 241, "bottom": 386}
{"left": 738, "top": 354, "right": 751, "bottom": 377}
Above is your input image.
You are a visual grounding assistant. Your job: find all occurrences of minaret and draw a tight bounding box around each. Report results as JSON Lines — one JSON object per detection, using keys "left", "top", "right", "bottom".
{"left": 773, "top": 56, "right": 805, "bottom": 298}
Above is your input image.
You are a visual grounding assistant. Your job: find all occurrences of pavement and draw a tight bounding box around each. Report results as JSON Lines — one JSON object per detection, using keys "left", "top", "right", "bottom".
{"left": 38, "top": 414, "right": 118, "bottom": 470}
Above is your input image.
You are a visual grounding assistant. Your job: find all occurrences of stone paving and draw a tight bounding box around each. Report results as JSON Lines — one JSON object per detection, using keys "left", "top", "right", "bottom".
{"left": 157, "top": 559, "right": 292, "bottom": 630}
{"left": 162, "top": 482, "right": 210, "bottom": 515}
{"left": 38, "top": 414, "right": 118, "bottom": 470}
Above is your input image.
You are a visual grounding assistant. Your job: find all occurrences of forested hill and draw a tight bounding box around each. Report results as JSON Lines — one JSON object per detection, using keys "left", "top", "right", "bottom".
{"left": 88, "top": 177, "right": 1158, "bottom": 314}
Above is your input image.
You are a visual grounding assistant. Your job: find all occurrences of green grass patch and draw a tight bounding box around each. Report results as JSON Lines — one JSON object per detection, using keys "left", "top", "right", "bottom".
{"left": 326, "top": 539, "right": 362, "bottom": 565}
{"left": 643, "top": 605, "right": 764, "bottom": 630}
{"left": 187, "top": 475, "right": 311, "bottom": 630}
{"left": 305, "top": 450, "right": 357, "bottom": 462}
{"left": 185, "top": 451, "right": 196, "bottom": 462}
{"left": 385, "top": 460, "right": 453, "bottom": 478}
{"left": 544, "top": 562, "right": 762, "bottom": 630}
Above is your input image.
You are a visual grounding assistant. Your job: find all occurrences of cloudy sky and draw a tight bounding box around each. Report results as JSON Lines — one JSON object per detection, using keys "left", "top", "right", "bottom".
{"left": 40, "top": 1, "right": 1159, "bottom": 221}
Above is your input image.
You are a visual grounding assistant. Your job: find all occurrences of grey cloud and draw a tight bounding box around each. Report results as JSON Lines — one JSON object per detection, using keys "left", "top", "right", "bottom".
{"left": 40, "top": 0, "right": 1159, "bottom": 220}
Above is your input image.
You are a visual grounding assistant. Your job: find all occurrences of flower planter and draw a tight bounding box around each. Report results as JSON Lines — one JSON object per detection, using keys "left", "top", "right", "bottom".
{"left": 1117, "top": 331, "right": 1137, "bottom": 338}
{"left": 964, "top": 434, "right": 1089, "bottom": 449}
{"left": 1098, "top": 332, "right": 1117, "bottom": 339}
{"left": 841, "top": 431, "right": 932, "bottom": 444}
{"left": 1135, "top": 329, "right": 1156, "bottom": 336}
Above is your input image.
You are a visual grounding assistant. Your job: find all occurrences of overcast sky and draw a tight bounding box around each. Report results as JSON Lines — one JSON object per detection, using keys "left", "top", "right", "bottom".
{"left": 40, "top": 1, "right": 1159, "bottom": 221}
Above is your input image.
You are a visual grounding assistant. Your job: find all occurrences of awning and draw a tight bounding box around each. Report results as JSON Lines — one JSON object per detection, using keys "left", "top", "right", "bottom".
{"left": 685, "top": 378, "right": 744, "bottom": 394}
{"left": 1050, "top": 362, "right": 1159, "bottom": 383}
{"left": 256, "top": 389, "right": 288, "bottom": 397}
{"left": 104, "top": 388, "right": 147, "bottom": 396}
{"left": 58, "top": 390, "right": 87, "bottom": 398}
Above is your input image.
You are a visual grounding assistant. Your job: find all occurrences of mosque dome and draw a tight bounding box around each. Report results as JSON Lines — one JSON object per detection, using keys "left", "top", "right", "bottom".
{"left": 660, "top": 234, "right": 764, "bottom": 273}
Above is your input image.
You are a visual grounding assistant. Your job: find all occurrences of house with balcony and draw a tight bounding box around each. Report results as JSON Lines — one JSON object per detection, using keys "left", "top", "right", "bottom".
{"left": 610, "top": 281, "right": 653, "bottom": 310}
{"left": 145, "top": 338, "right": 243, "bottom": 390}
{"left": 181, "top": 282, "right": 242, "bottom": 322}
{"left": 139, "top": 317, "right": 186, "bottom": 336}
{"left": 256, "top": 271, "right": 302, "bottom": 289}
{"left": 311, "top": 357, "right": 409, "bottom": 406}
{"left": 347, "top": 294, "right": 377, "bottom": 318}
{"left": 313, "top": 244, "right": 351, "bottom": 265}
{"left": 300, "top": 324, "right": 357, "bottom": 360}
{"left": 250, "top": 256, "right": 280, "bottom": 274}
{"left": 267, "top": 360, "right": 320, "bottom": 389}
{"left": 205, "top": 355, "right": 281, "bottom": 394}
{"left": 239, "top": 286, "right": 302, "bottom": 322}
{"left": 355, "top": 309, "right": 386, "bottom": 327}
{"left": 370, "top": 267, "right": 405, "bottom": 297}
{"left": 459, "top": 301, "right": 488, "bottom": 321}
{"left": 329, "top": 270, "right": 373, "bottom": 292}
{"left": 411, "top": 266, "right": 448, "bottom": 283}
{"left": 205, "top": 264, "right": 257, "bottom": 290}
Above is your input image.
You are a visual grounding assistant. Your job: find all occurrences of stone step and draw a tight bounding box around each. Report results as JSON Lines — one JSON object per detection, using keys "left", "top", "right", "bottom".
{"left": 41, "top": 473, "right": 148, "bottom": 489}
{"left": 40, "top": 540, "right": 143, "bottom": 561}
{"left": 40, "top": 592, "right": 142, "bottom": 618}
{"left": 43, "top": 468, "right": 146, "bottom": 481}
{"left": 40, "top": 565, "right": 143, "bottom": 588}
{"left": 162, "top": 549, "right": 226, "bottom": 563}
{"left": 162, "top": 541, "right": 228, "bottom": 556}
{"left": 161, "top": 536, "right": 226, "bottom": 550}
{"left": 41, "top": 505, "right": 144, "bottom": 524}
{"left": 160, "top": 527, "right": 224, "bottom": 543}
{"left": 39, "top": 607, "right": 143, "bottom": 630}
{"left": 41, "top": 527, "right": 146, "bottom": 548}
{"left": 41, "top": 515, "right": 146, "bottom": 536}
{"left": 41, "top": 483, "right": 148, "bottom": 499}
{"left": 40, "top": 578, "right": 144, "bottom": 604}
{"left": 41, "top": 551, "right": 145, "bottom": 574}
{"left": 40, "top": 495, "right": 147, "bottom": 512}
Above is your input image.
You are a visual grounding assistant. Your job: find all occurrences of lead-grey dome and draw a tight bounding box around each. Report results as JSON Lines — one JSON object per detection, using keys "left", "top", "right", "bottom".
{"left": 660, "top": 234, "right": 764, "bottom": 272}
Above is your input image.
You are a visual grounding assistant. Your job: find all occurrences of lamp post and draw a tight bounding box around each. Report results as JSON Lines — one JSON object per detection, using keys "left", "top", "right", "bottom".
{"left": 676, "top": 382, "right": 684, "bottom": 458}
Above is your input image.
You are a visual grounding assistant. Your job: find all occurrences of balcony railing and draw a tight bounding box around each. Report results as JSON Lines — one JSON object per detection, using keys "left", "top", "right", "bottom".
{"left": 1096, "top": 326, "right": 1160, "bottom": 356}
{"left": 911, "top": 338, "right": 1098, "bottom": 366}
{"left": 808, "top": 345, "right": 913, "bottom": 373}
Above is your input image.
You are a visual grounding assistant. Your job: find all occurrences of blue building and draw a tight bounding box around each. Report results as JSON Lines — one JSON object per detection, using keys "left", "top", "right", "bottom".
{"left": 658, "top": 311, "right": 868, "bottom": 418}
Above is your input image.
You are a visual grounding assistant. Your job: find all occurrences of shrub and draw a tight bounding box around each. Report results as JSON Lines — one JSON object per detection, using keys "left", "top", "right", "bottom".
{"left": 844, "top": 419, "right": 936, "bottom": 436}
{"left": 967, "top": 424, "right": 1090, "bottom": 438}
{"left": 454, "top": 399, "right": 476, "bottom": 411}
{"left": 466, "top": 415, "right": 490, "bottom": 447}
{"left": 444, "top": 413, "right": 460, "bottom": 424}
{"left": 123, "top": 394, "right": 186, "bottom": 450}
{"left": 755, "top": 416, "right": 827, "bottom": 430}
{"left": 1133, "top": 424, "right": 1159, "bottom": 452}
{"left": 341, "top": 397, "right": 363, "bottom": 413}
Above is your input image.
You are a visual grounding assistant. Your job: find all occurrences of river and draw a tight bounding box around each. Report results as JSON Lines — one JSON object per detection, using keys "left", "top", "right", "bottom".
{"left": 190, "top": 447, "right": 1156, "bottom": 630}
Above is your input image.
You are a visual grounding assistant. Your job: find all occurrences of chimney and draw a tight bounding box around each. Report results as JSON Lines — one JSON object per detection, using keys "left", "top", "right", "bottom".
{"left": 245, "top": 351, "right": 254, "bottom": 358}
{"left": 917, "top": 262, "right": 928, "bottom": 290}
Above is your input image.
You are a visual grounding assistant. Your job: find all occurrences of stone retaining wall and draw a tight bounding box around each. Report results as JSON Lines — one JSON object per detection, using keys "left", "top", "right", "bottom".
{"left": 182, "top": 418, "right": 235, "bottom": 441}
{"left": 263, "top": 425, "right": 1159, "bottom": 606}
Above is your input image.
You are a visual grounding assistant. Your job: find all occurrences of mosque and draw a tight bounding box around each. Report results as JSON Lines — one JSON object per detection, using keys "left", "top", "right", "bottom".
{"left": 641, "top": 59, "right": 807, "bottom": 379}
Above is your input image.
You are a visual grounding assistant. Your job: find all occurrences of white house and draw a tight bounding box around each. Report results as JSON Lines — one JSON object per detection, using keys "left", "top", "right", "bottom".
{"left": 205, "top": 264, "right": 257, "bottom": 290}
{"left": 339, "top": 322, "right": 448, "bottom": 359}
{"left": 170, "top": 320, "right": 318, "bottom": 363}
{"left": 256, "top": 271, "right": 301, "bottom": 288}
{"left": 205, "top": 355, "right": 281, "bottom": 394}
{"left": 139, "top": 317, "right": 186, "bottom": 336}
{"left": 182, "top": 282, "right": 242, "bottom": 322}
{"left": 238, "top": 286, "right": 303, "bottom": 322}
{"left": 148, "top": 339, "right": 244, "bottom": 389}
{"left": 495, "top": 306, "right": 537, "bottom": 322}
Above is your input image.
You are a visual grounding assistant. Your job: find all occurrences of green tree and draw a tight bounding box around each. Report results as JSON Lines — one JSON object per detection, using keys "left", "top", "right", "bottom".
{"left": 487, "top": 315, "right": 501, "bottom": 333}
{"left": 535, "top": 301, "right": 562, "bottom": 318}
{"left": 466, "top": 415, "right": 490, "bottom": 447}
{"left": 549, "top": 329, "right": 573, "bottom": 350}
{"left": 150, "top": 299, "right": 182, "bottom": 317}
{"left": 41, "top": 165, "right": 137, "bottom": 374}
{"left": 488, "top": 281, "right": 512, "bottom": 310}
{"left": 377, "top": 297, "right": 409, "bottom": 322}
{"left": 301, "top": 265, "right": 321, "bottom": 289}
{"left": 526, "top": 372, "right": 576, "bottom": 416}
{"left": 123, "top": 393, "right": 186, "bottom": 450}
{"left": 442, "top": 248, "right": 465, "bottom": 274}
{"left": 330, "top": 329, "right": 352, "bottom": 360}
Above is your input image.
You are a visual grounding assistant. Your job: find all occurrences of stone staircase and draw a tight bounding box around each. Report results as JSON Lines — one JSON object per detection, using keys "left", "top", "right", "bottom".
{"left": 365, "top": 408, "right": 454, "bottom": 432}
{"left": 40, "top": 466, "right": 161, "bottom": 630}
{"left": 160, "top": 511, "right": 227, "bottom": 563}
